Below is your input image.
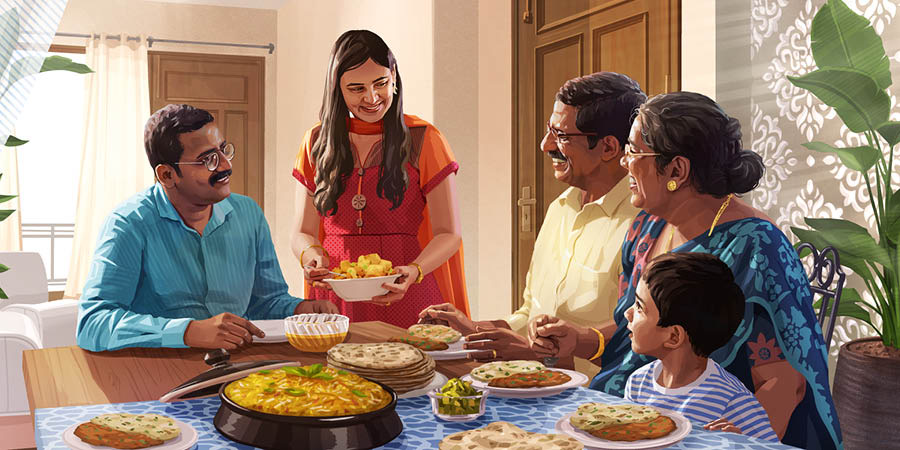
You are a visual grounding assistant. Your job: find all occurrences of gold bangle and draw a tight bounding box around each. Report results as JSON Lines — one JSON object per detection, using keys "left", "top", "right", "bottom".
{"left": 300, "top": 244, "right": 329, "bottom": 266}
{"left": 409, "top": 262, "right": 425, "bottom": 284}
{"left": 588, "top": 328, "right": 606, "bottom": 361}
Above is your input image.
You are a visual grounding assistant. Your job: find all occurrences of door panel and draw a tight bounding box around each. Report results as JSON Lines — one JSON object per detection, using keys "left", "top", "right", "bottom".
{"left": 149, "top": 52, "right": 265, "bottom": 209}
{"left": 513, "top": 0, "right": 680, "bottom": 310}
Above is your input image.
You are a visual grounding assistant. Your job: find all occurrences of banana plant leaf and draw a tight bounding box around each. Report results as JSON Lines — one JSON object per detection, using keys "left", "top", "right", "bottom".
{"left": 802, "top": 142, "right": 880, "bottom": 172}
{"left": 811, "top": 0, "right": 892, "bottom": 90}
{"left": 886, "top": 189, "right": 900, "bottom": 244}
{"left": 788, "top": 67, "right": 890, "bottom": 133}
{"left": 0, "top": 287, "right": 6, "bottom": 300}
{"left": 792, "top": 226, "right": 877, "bottom": 284}
{"left": 4, "top": 135, "right": 27, "bottom": 147}
{"left": 878, "top": 121, "right": 900, "bottom": 147}
{"left": 0, "top": 194, "right": 16, "bottom": 204}
{"left": 40, "top": 55, "right": 93, "bottom": 74}
{"left": 804, "top": 217, "right": 891, "bottom": 268}
{"left": 0, "top": 209, "right": 13, "bottom": 221}
{"left": 0, "top": 9, "right": 20, "bottom": 79}
{"left": 813, "top": 287, "right": 875, "bottom": 326}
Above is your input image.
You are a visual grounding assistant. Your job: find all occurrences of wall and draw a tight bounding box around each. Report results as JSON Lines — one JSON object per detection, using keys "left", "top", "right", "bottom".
{"left": 53, "top": 0, "right": 279, "bottom": 227}
{"left": 274, "top": 0, "right": 435, "bottom": 297}
{"left": 681, "top": 0, "right": 716, "bottom": 99}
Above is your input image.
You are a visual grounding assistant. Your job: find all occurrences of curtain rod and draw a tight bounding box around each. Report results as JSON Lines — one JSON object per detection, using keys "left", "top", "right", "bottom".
{"left": 55, "top": 32, "right": 275, "bottom": 54}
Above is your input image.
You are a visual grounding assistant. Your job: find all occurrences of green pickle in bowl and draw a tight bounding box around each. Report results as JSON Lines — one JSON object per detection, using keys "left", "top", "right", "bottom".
{"left": 436, "top": 378, "right": 483, "bottom": 415}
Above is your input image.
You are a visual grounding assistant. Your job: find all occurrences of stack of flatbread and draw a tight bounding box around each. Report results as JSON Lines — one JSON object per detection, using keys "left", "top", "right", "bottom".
{"left": 440, "top": 421, "right": 583, "bottom": 450}
{"left": 327, "top": 342, "right": 436, "bottom": 394}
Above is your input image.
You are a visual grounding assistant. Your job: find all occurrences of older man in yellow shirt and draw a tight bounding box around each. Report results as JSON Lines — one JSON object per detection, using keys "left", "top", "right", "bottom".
{"left": 419, "top": 72, "right": 644, "bottom": 378}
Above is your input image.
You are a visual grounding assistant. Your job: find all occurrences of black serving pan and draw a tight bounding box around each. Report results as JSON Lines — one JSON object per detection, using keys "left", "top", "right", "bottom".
{"left": 214, "top": 377, "right": 403, "bottom": 450}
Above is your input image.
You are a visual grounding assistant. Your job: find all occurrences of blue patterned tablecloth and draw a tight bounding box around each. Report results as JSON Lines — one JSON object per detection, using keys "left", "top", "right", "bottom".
{"left": 36, "top": 387, "right": 796, "bottom": 449}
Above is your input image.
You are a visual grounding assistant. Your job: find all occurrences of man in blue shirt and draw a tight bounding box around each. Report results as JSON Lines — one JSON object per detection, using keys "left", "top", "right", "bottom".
{"left": 76, "top": 104, "right": 338, "bottom": 352}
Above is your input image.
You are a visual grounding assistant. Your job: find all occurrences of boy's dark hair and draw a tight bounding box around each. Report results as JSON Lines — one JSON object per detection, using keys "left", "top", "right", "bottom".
{"left": 642, "top": 252, "right": 745, "bottom": 357}
{"left": 144, "top": 104, "right": 215, "bottom": 176}
{"left": 556, "top": 72, "right": 647, "bottom": 150}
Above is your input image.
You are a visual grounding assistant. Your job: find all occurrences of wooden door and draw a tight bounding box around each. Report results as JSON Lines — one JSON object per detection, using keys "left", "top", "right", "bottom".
{"left": 148, "top": 52, "right": 265, "bottom": 209}
{"left": 513, "top": 0, "right": 680, "bottom": 309}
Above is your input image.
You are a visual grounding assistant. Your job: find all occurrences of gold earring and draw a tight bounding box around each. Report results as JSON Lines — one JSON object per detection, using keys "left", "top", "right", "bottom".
{"left": 393, "top": 84, "right": 398, "bottom": 95}
{"left": 667, "top": 180, "right": 678, "bottom": 192}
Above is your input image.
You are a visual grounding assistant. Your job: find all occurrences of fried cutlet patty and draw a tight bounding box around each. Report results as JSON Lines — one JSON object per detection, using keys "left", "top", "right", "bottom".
{"left": 487, "top": 369, "right": 572, "bottom": 388}
{"left": 587, "top": 415, "right": 677, "bottom": 441}
{"left": 74, "top": 422, "right": 164, "bottom": 449}
{"left": 388, "top": 335, "right": 450, "bottom": 351}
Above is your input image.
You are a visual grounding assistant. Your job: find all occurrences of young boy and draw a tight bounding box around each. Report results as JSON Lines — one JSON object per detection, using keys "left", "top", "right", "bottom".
{"left": 623, "top": 252, "right": 778, "bottom": 442}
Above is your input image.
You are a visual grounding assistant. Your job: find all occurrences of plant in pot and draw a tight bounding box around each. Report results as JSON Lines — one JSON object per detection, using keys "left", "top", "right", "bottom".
{"left": 786, "top": 0, "right": 900, "bottom": 448}
{"left": 1, "top": 6, "right": 92, "bottom": 298}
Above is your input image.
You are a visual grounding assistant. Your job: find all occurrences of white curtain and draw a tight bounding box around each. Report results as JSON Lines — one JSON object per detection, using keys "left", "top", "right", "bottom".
{"left": 0, "top": 147, "right": 21, "bottom": 251}
{"left": 65, "top": 33, "right": 154, "bottom": 298}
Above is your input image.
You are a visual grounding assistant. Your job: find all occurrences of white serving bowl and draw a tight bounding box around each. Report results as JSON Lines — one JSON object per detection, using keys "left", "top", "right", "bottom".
{"left": 323, "top": 274, "right": 402, "bottom": 302}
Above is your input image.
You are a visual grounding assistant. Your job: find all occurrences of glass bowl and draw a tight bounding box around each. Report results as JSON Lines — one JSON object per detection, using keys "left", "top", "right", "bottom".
{"left": 427, "top": 388, "right": 488, "bottom": 422}
{"left": 283, "top": 313, "right": 349, "bottom": 353}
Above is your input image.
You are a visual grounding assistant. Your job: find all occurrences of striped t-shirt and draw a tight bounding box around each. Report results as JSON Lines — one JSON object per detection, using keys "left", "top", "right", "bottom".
{"left": 624, "top": 359, "right": 779, "bottom": 442}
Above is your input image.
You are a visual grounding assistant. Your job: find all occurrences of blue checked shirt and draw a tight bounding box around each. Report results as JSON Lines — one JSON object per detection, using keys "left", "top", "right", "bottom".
{"left": 76, "top": 184, "right": 303, "bottom": 351}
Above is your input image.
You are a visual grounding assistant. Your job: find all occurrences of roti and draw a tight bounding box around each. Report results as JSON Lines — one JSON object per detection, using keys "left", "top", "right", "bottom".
{"left": 407, "top": 324, "right": 462, "bottom": 343}
{"left": 327, "top": 342, "right": 424, "bottom": 369}
{"left": 388, "top": 335, "right": 450, "bottom": 351}
{"left": 569, "top": 403, "right": 661, "bottom": 432}
{"left": 439, "top": 421, "right": 583, "bottom": 450}
{"left": 470, "top": 360, "right": 545, "bottom": 382}
{"left": 89, "top": 413, "right": 180, "bottom": 441}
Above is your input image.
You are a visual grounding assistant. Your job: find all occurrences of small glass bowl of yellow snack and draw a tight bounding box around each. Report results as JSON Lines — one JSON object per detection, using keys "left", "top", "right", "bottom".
{"left": 324, "top": 254, "right": 403, "bottom": 301}
{"left": 427, "top": 377, "right": 488, "bottom": 422}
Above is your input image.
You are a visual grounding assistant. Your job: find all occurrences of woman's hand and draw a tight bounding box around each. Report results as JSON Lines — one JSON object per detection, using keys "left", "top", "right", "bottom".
{"left": 704, "top": 418, "right": 742, "bottom": 434}
{"left": 418, "top": 303, "right": 478, "bottom": 335}
{"left": 369, "top": 265, "right": 418, "bottom": 305}
{"left": 302, "top": 249, "right": 332, "bottom": 290}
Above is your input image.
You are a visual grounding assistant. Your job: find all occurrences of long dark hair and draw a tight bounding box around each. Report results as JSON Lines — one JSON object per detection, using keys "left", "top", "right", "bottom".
{"left": 637, "top": 92, "right": 764, "bottom": 197}
{"left": 312, "top": 30, "right": 411, "bottom": 215}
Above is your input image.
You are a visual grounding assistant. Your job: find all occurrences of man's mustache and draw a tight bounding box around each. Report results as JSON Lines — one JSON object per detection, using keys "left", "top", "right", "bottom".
{"left": 209, "top": 169, "right": 232, "bottom": 186}
{"left": 548, "top": 150, "right": 567, "bottom": 161}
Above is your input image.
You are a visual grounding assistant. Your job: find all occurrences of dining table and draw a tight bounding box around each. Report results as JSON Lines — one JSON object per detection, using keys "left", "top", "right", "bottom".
{"left": 23, "top": 320, "right": 797, "bottom": 449}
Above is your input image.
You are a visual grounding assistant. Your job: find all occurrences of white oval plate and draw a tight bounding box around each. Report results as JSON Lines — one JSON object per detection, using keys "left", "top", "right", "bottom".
{"left": 62, "top": 417, "right": 198, "bottom": 450}
{"left": 250, "top": 319, "right": 287, "bottom": 343}
{"left": 554, "top": 407, "right": 692, "bottom": 450}
{"left": 424, "top": 339, "right": 489, "bottom": 360}
{"left": 460, "top": 368, "right": 589, "bottom": 398}
{"left": 398, "top": 371, "right": 449, "bottom": 399}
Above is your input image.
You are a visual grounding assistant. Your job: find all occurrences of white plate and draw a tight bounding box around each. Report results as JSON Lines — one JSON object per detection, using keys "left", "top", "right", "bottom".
{"left": 460, "top": 368, "right": 589, "bottom": 398}
{"left": 424, "top": 339, "right": 489, "bottom": 360}
{"left": 62, "top": 417, "right": 198, "bottom": 450}
{"left": 554, "top": 408, "right": 692, "bottom": 450}
{"left": 251, "top": 319, "right": 287, "bottom": 343}
{"left": 398, "top": 371, "right": 449, "bottom": 399}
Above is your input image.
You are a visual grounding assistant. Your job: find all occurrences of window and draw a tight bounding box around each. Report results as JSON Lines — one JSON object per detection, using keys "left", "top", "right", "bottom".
{"left": 15, "top": 49, "right": 85, "bottom": 287}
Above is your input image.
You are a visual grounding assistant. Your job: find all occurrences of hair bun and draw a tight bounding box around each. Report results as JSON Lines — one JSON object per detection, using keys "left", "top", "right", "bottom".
{"left": 725, "top": 149, "right": 764, "bottom": 194}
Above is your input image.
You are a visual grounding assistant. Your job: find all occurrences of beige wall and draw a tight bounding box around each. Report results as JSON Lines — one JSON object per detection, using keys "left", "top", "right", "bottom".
{"left": 274, "top": 0, "right": 435, "bottom": 297}
{"left": 681, "top": 0, "right": 717, "bottom": 99}
{"left": 54, "top": 0, "right": 279, "bottom": 227}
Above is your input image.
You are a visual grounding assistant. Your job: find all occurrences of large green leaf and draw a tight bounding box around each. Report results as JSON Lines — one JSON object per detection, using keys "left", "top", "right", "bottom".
{"left": 0, "top": 209, "right": 13, "bottom": 221}
{"left": 802, "top": 141, "right": 880, "bottom": 172}
{"left": 792, "top": 227, "right": 874, "bottom": 283}
{"left": 813, "top": 288, "right": 873, "bottom": 324}
{"left": 0, "top": 194, "right": 16, "bottom": 204}
{"left": 804, "top": 217, "right": 891, "bottom": 268}
{"left": 0, "top": 263, "right": 7, "bottom": 272}
{"left": 0, "top": 286, "right": 6, "bottom": 300}
{"left": 886, "top": 188, "right": 900, "bottom": 244}
{"left": 811, "top": 0, "right": 892, "bottom": 89}
{"left": 4, "top": 135, "right": 27, "bottom": 147}
{"left": 878, "top": 121, "right": 900, "bottom": 147}
{"left": 40, "top": 55, "right": 93, "bottom": 74}
{"left": 0, "top": 9, "right": 20, "bottom": 80}
{"left": 787, "top": 67, "right": 890, "bottom": 133}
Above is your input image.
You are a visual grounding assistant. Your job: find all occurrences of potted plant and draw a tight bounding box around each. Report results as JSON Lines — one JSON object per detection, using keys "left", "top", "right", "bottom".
{"left": 1, "top": 6, "right": 92, "bottom": 298}
{"left": 787, "top": 0, "right": 900, "bottom": 448}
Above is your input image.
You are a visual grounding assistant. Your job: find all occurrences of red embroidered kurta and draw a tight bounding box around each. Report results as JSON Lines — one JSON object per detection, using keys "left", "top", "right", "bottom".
{"left": 293, "top": 115, "right": 470, "bottom": 327}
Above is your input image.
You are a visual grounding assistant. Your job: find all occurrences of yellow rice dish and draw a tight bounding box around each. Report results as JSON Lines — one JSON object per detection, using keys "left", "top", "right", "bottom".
{"left": 224, "top": 364, "right": 391, "bottom": 416}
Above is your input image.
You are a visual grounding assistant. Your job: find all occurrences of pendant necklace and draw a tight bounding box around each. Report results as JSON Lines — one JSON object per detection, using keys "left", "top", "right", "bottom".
{"left": 351, "top": 145, "right": 367, "bottom": 231}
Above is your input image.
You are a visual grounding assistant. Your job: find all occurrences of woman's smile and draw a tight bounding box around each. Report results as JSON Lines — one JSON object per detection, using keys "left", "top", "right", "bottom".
{"left": 359, "top": 101, "right": 384, "bottom": 114}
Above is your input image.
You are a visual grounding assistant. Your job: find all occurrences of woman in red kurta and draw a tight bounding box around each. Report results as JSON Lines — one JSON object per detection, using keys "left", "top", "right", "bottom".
{"left": 290, "top": 30, "right": 469, "bottom": 328}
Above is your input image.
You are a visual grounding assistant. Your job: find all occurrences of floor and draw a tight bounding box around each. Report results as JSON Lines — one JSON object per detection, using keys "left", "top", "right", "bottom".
{"left": 0, "top": 414, "right": 36, "bottom": 449}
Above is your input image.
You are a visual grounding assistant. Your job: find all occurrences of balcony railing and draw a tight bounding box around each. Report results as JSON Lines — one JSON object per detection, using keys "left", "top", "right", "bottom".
{"left": 21, "top": 223, "right": 74, "bottom": 287}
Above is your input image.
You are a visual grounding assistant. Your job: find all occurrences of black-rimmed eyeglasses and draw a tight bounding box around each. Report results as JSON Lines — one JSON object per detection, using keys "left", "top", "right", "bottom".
{"left": 546, "top": 120, "right": 598, "bottom": 141}
{"left": 173, "top": 143, "right": 235, "bottom": 171}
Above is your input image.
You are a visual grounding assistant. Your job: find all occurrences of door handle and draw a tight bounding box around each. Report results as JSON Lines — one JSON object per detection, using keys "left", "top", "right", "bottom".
{"left": 523, "top": 0, "right": 533, "bottom": 23}
{"left": 517, "top": 186, "right": 536, "bottom": 232}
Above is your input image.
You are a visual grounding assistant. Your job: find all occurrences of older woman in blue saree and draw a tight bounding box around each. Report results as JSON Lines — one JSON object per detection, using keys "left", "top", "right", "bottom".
{"left": 530, "top": 92, "right": 841, "bottom": 449}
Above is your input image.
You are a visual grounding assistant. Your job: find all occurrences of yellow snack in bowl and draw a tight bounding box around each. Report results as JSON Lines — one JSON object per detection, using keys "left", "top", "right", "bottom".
{"left": 332, "top": 253, "right": 397, "bottom": 279}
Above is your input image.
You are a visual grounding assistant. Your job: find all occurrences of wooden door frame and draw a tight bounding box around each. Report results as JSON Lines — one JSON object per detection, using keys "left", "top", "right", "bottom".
{"left": 148, "top": 50, "right": 266, "bottom": 211}
{"left": 510, "top": 0, "right": 682, "bottom": 313}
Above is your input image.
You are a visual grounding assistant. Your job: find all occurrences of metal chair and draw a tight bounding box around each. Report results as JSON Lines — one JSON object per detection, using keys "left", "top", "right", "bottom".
{"left": 796, "top": 243, "right": 845, "bottom": 351}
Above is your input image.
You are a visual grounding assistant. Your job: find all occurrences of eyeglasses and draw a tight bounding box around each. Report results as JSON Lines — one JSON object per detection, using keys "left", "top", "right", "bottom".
{"left": 173, "top": 143, "right": 235, "bottom": 171}
{"left": 623, "top": 143, "right": 663, "bottom": 161}
{"left": 546, "top": 120, "right": 597, "bottom": 142}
